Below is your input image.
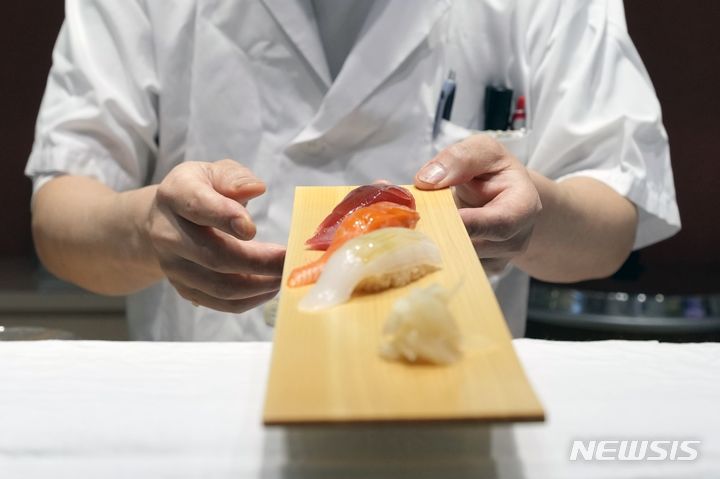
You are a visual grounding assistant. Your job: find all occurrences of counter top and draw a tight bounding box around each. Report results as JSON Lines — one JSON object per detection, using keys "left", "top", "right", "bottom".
{"left": 0, "top": 338, "right": 718, "bottom": 478}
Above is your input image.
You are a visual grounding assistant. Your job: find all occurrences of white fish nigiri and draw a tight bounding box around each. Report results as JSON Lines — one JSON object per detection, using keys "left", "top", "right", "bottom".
{"left": 298, "top": 228, "right": 442, "bottom": 312}
{"left": 380, "top": 283, "right": 462, "bottom": 365}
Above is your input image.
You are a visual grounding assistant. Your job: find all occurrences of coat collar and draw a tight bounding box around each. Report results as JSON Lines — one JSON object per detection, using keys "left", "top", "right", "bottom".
{"left": 262, "top": 0, "right": 451, "bottom": 147}
{"left": 260, "top": 0, "right": 332, "bottom": 87}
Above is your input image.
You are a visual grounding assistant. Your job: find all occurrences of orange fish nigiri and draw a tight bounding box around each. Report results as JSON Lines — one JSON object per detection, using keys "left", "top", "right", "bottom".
{"left": 288, "top": 202, "right": 420, "bottom": 287}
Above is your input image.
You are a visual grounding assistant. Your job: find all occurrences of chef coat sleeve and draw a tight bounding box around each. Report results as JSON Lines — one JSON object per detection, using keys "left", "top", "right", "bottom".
{"left": 25, "top": 0, "right": 158, "bottom": 196}
{"left": 525, "top": 1, "right": 681, "bottom": 250}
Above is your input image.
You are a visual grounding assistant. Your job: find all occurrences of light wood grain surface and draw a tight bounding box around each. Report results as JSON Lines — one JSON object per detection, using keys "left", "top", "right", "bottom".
{"left": 263, "top": 186, "right": 544, "bottom": 425}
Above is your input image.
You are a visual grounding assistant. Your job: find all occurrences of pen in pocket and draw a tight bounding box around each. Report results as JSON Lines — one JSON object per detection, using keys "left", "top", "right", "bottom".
{"left": 432, "top": 70, "right": 456, "bottom": 139}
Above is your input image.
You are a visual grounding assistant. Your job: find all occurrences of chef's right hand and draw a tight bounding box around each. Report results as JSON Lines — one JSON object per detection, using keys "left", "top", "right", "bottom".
{"left": 146, "top": 159, "right": 286, "bottom": 313}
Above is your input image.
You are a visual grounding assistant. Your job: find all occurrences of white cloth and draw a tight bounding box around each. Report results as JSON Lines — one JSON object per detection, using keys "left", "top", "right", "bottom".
{"left": 0, "top": 339, "right": 718, "bottom": 478}
{"left": 26, "top": 0, "right": 681, "bottom": 341}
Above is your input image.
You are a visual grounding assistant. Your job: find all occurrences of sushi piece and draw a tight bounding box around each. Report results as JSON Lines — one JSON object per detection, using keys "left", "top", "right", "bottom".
{"left": 305, "top": 185, "right": 416, "bottom": 250}
{"left": 288, "top": 202, "right": 420, "bottom": 288}
{"left": 380, "top": 283, "right": 462, "bottom": 365}
{"left": 299, "top": 228, "right": 442, "bottom": 312}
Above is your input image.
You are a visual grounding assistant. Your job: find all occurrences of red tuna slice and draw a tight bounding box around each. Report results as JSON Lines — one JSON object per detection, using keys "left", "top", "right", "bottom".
{"left": 305, "top": 185, "right": 416, "bottom": 250}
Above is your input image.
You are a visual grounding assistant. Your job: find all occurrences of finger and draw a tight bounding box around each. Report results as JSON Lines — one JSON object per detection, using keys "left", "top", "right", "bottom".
{"left": 459, "top": 202, "right": 523, "bottom": 242}
{"left": 452, "top": 180, "right": 505, "bottom": 209}
{"left": 153, "top": 214, "right": 286, "bottom": 276}
{"left": 470, "top": 235, "right": 530, "bottom": 258}
{"left": 414, "top": 134, "right": 507, "bottom": 190}
{"left": 176, "top": 287, "right": 278, "bottom": 314}
{"left": 158, "top": 161, "right": 264, "bottom": 239}
{"left": 209, "top": 159, "right": 267, "bottom": 202}
{"left": 458, "top": 181, "right": 540, "bottom": 241}
{"left": 165, "top": 258, "right": 281, "bottom": 300}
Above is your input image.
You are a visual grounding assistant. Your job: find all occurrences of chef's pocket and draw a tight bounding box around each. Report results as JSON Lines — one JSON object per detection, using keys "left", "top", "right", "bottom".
{"left": 433, "top": 120, "right": 529, "bottom": 165}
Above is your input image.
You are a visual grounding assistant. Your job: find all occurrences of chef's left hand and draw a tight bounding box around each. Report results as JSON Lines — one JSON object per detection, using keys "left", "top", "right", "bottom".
{"left": 414, "top": 134, "right": 542, "bottom": 274}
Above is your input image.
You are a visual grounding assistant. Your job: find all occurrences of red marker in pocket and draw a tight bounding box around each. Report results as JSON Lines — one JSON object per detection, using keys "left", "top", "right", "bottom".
{"left": 511, "top": 95, "right": 526, "bottom": 130}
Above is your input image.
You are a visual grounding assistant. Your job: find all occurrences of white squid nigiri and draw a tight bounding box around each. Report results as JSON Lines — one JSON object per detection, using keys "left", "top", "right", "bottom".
{"left": 298, "top": 227, "right": 442, "bottom": 312}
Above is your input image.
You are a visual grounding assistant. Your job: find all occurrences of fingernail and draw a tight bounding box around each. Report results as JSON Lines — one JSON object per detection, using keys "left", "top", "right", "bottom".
{"left": 233, "top": 178, "right": 263, "bottom": 188}
{"left": 231, "top": 216, "right": 255, "bottom": 239}
{"left": 417, "top": 163, "right": 447, "bottom": 185}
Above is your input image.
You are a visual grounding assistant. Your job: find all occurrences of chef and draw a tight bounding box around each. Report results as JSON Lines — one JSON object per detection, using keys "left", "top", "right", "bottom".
{"left": 26, "top": 0, "right": 680, "bottom": 340}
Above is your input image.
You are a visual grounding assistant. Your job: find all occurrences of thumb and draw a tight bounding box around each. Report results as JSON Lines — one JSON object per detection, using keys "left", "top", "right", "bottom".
{"left": 414, "top": 134, "right": 506, "bottom": 190}
{"left": 209, "top": 159, "right": 267, "bottom": 203}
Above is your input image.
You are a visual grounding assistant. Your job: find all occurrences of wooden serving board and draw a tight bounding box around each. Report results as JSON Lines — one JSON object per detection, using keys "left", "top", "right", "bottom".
{"left": 263, "top": 186, "right": 544, "bottom": 425}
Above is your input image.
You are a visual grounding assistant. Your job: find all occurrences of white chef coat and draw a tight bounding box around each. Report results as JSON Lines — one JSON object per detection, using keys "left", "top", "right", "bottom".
{"left": 26, "top": 0, "right": 681, "bottom": 341}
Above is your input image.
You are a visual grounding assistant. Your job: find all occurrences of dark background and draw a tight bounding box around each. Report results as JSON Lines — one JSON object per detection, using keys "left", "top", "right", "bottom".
{"left": 1, "top": 2, "right": 719, "bottom": 294}
{"left": 1, "top": 2, "right": 64, "bottom": 259}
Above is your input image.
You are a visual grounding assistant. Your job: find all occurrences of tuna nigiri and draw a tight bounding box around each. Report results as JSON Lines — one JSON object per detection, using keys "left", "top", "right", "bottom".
{"left": 299, "top": 228, "right": 442, "bottom": 312}
{"left": 288, "top": 202, "right": 420, "bottom": 288}
{"left": 305, "top": 185, "right": 416, "bottom": 250}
